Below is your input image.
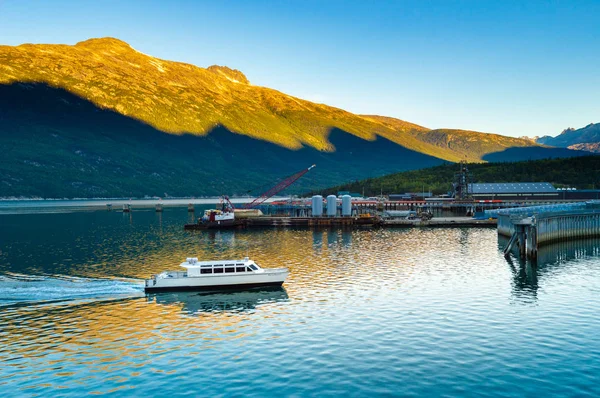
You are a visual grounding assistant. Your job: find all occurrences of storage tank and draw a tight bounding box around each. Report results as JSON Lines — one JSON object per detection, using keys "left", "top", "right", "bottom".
{"left": 342, "top": 195, "right": 352, "bottom": 216}
{"left": 327, "top": 195, "right": 337, "bottom": 217}
{"left": 312, "top": 195, "right": 323, "bottom": 217}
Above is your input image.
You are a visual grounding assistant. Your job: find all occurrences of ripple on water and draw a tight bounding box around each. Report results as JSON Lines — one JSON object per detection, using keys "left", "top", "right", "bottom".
{"left": 1, "top": 210, "right": 600, "bottom": 396}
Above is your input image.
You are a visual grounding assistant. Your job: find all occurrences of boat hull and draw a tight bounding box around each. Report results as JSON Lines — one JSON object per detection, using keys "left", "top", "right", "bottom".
{"left": 144, "top": 268, "right": 288, "bottom": 293}
{"left": 144, "top": 281, "right": 284, "bottom": 293}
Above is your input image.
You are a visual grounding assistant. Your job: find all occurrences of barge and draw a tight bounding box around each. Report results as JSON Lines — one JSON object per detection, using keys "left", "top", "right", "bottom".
{"left": 185, "top": 215, "right": 380, "bottom": 230}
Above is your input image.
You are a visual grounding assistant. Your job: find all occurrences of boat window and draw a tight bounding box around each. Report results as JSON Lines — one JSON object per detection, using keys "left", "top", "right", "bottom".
{"left": 225, "top": 267, "right": 235, "bottom": 273}
{"left": 249, "top": 264, "right": 258, "bottom": 271}
{"left": 201, "top": 268, "right": 212, "bottom": 274}
{"left": 201, "top": 264, "right": 212, "bottom": 268}
{"left": 235, "top": 266, "right": 245, "bottom": 272}
{"left": 236, "top": 263, "right": 244, "bottom": 266}
{"left": 214, "top": 268, "right": 224, "bottom": 274}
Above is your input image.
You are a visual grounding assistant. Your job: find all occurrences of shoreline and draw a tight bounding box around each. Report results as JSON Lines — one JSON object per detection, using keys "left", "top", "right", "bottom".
{"left": 0, "top": 197, "right": 288, "bottom": 215}
{"left": 0, "top": 196, "right": 275, "bottom": 201}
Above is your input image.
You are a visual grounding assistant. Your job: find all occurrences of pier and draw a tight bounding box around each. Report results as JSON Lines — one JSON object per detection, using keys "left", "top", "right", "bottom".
{"left": 382, "top": 217, "right": 496, "bottom": 227}
{"left": 258, "top": 199, "right": 581, "bottom": 219}
{"left": 184, "top": 215, "right": 380, "bottom": 230}
{"left": 184, "top": 215, "right": 497, "bottom": 230}
{"left": 498, "top": 201, "right": 600, "bottom": 260}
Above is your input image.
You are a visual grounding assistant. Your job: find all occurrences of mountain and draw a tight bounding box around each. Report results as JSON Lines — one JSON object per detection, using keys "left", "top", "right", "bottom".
{"left": 359, "top": 115, "right": 541, "bottom": 162}
{"left": 569, "top": 143, "right": 600, "bottom": 152}
{"left": 315, "top": 156, "right": 600, "bottom": 197}
{"left": 537, "top": 123, "right": 600, "bottom": 152}
{"left": 0, "top": 83, "right": 445, "bottom": 198}
{"left": 0, "top": 38, "right": 589, "bottom": 197}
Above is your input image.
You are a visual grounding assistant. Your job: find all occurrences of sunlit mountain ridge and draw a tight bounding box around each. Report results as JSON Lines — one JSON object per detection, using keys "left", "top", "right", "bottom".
{"left": 0, "top": 37, "right": 589, "bottom": 197}
{"left": 1, "top": 37, "right": 546, "bottom": 163}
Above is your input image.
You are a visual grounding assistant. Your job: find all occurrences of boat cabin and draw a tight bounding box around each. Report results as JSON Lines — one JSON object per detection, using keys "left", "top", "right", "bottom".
{"left": 181, "top": 257, "right": 262, "bottom": 277}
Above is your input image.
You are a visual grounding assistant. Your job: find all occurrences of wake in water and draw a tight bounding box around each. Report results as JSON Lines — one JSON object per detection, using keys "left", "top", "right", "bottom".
{"left": 0, "top": 273, "right": 145, "bottom": 306}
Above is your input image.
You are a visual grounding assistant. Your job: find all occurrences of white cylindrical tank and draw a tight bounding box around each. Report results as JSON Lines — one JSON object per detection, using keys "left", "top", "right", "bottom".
{"left": 312, "top": 195, "right": 323, "bottom": 217}
{"left": 327, "top": 195, "right": 337, "bottom": 217}
{"left": 342, "top": 195, "right": 352, "bottom": 216}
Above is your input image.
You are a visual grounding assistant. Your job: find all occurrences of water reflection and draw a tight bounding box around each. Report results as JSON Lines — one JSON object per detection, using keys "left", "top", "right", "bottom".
{"left": 156, "top": 211, "right": 163, "bottom": 233}
{"left": 505, "top": 256, "right": 539, "bottom": 303}
{"left": 309, "top": 229, "right": 353, "bottom": 250}
{"left": 148, "top": 287, "right": 289, "bottom": 315}
{"left": 326, "top": 230, "right": 336, "bottom": 246}
{"left": 3, "top": 210, "right": 600, "bottom": 395}
{"left": 312, "top": 229, "right": 324, "bottom": 250}
{"left": 125, "top": 210, "right": 133, "bottom": 225}
{"left": 342, "top": 230, "right": 352, "bottom": 248}
{"left": 501, "top": 236, "right": 600, "bottom": 303}
{"left": 187, "top": 209, "right": 197, "bottom": 224}
{"left": 536, "top": 238, "right": 600, "bottom": 265}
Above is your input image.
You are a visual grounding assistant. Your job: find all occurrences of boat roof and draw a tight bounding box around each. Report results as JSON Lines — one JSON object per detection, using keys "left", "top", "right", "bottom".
{"left": 180, "top": 257, "right": 255, "bottom": 268}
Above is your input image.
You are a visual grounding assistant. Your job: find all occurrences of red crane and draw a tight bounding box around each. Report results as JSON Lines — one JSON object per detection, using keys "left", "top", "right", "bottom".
{"left": 243, "top": 164, "right": 316, "bottom": 209}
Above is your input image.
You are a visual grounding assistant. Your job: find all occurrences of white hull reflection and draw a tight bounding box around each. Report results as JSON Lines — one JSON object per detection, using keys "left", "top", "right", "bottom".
{"left": 147, "top": 287, "right": 289, "bottom": 314}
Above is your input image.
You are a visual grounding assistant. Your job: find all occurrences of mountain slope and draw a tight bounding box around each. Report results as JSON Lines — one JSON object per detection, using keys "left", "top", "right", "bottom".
{"left": 0, "top": 37, "right": 442, "bottom": 158}
{"left": 0, "top": 83, "right": 446, "bottom": 198}
{"left": 0, "top": 38, "right": 590, "bottom": 197}
{"left": 363, "top": 115, "right": 539, "bottom": 161}
{"left": 0, "top": 37, "right": 548, "bottom": 163}
{"left": 537, "top": 123, "right": 600, "bottom": 151}
{"left": 569, "top": 143, "right": 600, "bottom": 152}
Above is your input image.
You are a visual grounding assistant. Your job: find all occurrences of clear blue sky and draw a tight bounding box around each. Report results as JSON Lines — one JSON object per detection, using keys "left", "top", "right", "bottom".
{"left": 1, "top": 0, "right": 598, "bottom": 137}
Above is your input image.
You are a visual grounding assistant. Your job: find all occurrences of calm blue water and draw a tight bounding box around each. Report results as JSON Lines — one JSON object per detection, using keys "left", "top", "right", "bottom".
{"left": 1, "top": 207, "right": 600, "bottom": 397}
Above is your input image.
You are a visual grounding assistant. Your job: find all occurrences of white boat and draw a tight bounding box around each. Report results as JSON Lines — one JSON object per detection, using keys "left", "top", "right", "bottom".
{"left": 144, "top": 257, "right": 288, "bottom": 292}
{"left": 201, "top": 208, "right": 237, "bottom": 225}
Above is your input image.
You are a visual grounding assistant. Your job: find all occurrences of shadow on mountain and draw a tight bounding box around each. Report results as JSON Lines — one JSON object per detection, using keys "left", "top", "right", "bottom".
{"left": 482, "top": 146, "right": 590, "bottom": 162}
{"left": 0, "top": 83, "right": 446, "bottom": 198}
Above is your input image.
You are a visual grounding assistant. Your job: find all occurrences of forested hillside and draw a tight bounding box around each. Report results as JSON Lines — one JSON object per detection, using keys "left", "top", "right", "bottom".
{"left": 315, "top": 156, "right": 600, "bottom": 196}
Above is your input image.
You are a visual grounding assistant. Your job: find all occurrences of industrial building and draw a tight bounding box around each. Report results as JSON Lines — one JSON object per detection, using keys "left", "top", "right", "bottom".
{"left": 389, "top": 192, "right": 433, "bottom": 201}
{"left": 468, "top": 182, "right": 600, "bottom": 201}
{"left": 469, "top": 182, "right": 559, "bottom": 200}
